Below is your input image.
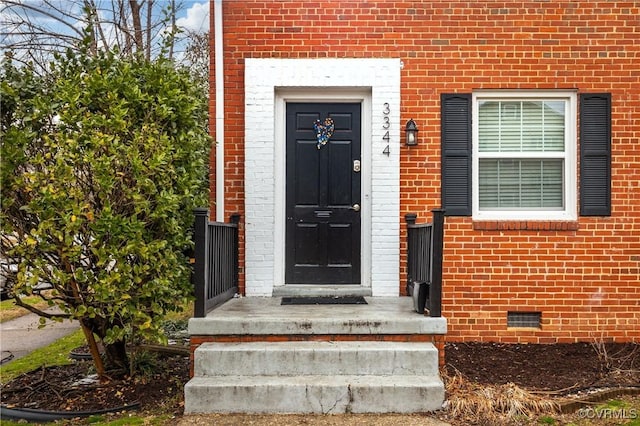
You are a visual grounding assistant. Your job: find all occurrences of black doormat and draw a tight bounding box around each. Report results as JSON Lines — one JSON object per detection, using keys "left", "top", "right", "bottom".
{"left": 281, "top": 296, "right": 367, "bottom": 305}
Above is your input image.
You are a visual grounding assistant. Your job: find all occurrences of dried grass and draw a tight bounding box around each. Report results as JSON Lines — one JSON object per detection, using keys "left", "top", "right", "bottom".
{"left": 442, "top": 368, "right": 559, "bottom": 424}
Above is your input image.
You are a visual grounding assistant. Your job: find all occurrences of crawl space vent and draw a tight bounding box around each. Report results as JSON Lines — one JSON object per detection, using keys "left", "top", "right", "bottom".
{"left": 507, "top": 311, "right": 542, "bottom": 328}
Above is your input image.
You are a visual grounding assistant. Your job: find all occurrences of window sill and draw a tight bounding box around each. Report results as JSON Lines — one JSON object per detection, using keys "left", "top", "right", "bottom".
{"left": 473, "top": 221, "right": 579, "bottom": 231}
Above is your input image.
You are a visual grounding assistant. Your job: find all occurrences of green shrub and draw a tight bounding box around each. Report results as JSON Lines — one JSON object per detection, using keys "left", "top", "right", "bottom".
{"left": 0, "top": 48, "right": 209, "bottom": 374}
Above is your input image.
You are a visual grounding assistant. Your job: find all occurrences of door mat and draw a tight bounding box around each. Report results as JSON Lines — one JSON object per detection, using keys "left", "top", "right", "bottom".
{"left": 281, "top": 296, "right": 367, "bottom": 305}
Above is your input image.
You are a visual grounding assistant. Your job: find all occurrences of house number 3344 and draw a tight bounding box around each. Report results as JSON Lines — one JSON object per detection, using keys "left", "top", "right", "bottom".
{"left": 382, "top": 103, "right": 391, "bottom": 156}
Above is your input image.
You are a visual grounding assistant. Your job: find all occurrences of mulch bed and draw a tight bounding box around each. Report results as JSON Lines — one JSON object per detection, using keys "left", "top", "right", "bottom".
{"left": 445, "top": 341, "right": 640, "bottom": 393}
{"left": 1, "top": 353, "right": 189, "bottom": 413}
{"left": 1, "top": 341, "right": 638, "bottom": 416}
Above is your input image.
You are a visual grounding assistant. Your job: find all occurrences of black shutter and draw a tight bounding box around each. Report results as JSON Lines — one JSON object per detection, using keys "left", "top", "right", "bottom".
{"left": 580, "top": 93, "right": 611, "bottom": 216}
{"left": 441, "top": 93, "right": 472, "bottom": 216}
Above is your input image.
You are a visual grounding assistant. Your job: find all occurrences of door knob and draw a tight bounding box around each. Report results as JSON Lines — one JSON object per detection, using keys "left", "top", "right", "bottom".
{"left": 351, "top": 203, "right": 361, "bottom": 212}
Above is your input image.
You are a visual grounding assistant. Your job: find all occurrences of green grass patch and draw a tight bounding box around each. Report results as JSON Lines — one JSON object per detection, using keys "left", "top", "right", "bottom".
{"left": 85, "top": 414, "right": 173, "bottom": 425}
{"left": 0, "top": 296, "right": 51, "bottom": 323}
{"left": 0, "top": 421, "right": 37, "bottom": 426}
{"left": 87, "top": 416, "right": 146, "bottom": 425}
{"left": 0, "top": 328, "right": 85, "bottom": 382}
{"left": 594, "top": 398, "right": 640, "bottom": 425}
{"left": 597, "top": 399, "right": 630, "bottom": 410}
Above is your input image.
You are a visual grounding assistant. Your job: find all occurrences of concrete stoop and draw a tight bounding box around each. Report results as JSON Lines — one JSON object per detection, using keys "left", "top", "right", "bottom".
{"left": 184, "top": 297, "right": 446, "bottom": 414}
{"left": 185, "top": 341, "right": 444, "bottom": 414}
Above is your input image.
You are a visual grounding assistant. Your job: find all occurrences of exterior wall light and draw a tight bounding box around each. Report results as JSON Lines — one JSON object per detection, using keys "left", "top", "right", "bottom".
{"left": 405, "top": 118, "right": 418, "bottom": 146}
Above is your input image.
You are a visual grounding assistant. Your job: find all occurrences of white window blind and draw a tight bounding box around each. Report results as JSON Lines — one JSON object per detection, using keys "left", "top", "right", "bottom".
{"left": 478, "top": 100, "right": 567, "bottom": 211}
{"left": 479, "top": 159, "right": 563, "bottom": 209}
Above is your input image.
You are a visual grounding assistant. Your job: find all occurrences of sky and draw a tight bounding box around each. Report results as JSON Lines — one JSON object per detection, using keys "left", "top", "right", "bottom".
{"left": 177, "top": 1, "right": 209, "bottom": 33}
{"left": 0, "top": 0, "right": 210, "bottom": 71}
{"left": 0, "top": 0, "right": 210, "bottom": 58}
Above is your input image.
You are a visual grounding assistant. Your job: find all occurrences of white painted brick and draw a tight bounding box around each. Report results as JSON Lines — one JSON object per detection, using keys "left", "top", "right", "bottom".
{"left": 245, "top": 58, "right": 400, "bottom": 296}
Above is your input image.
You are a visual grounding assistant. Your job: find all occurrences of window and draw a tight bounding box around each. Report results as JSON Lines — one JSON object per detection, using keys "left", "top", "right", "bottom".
{"left": 472, "top": 91, "right": 577, "bottom": 220}
{"left": 441, "top": 92, "right": 611, "bottom": 219}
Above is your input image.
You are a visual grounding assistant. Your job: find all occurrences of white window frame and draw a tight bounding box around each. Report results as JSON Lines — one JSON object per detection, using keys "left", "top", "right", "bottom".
{"left": 472, "top": 90, "right": 577, "bottom": 221}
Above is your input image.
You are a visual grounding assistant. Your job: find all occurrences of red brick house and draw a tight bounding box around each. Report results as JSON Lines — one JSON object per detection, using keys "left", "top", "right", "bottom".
{"left": 206, "top": 1, "right": 639, "bottom": 344}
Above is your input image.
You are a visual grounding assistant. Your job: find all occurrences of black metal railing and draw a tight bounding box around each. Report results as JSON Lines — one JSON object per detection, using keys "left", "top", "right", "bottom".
{"left": 405, "top": 208, "right": 445, "bottom": 317}
{"left": 193, "top": 208, "right": 240, "bottom": 317}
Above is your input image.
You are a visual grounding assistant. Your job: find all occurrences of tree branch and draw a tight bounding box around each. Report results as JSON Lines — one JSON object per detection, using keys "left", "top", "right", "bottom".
{"left": 13, "top": 296, "right": 72, "bottom": 319}
{"left": 3, "top": 0, "right": 85, "bottom": 39}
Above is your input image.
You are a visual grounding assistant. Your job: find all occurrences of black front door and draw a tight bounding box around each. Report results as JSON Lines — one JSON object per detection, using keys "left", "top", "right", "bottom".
{"left": 285, "top": 103, "right": 361, "bottom": 284}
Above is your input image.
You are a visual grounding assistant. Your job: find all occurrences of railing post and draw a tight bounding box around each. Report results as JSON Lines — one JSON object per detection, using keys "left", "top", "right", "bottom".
{"left": 405, "top": 213, "right": 417, "bottom": 226}
{"left": 193, "top": 208, "right": 209, "bottom": 318}
{"left": 404, "top": 213, "right": 417, "bottom": 295}
{"left": 230, "top": 213, "right": 241, "bottom": 292}
{"left": 429, "top": 208, "right": 445, "bottom": 317}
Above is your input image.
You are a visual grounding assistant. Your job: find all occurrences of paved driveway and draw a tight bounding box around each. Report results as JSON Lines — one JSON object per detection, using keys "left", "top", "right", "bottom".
{"left": 0, "top": 311, "right": 79, "bottom": 364}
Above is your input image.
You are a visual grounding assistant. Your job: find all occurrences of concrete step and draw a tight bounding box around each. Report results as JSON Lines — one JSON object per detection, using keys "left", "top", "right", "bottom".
{"left": 188, "top": 297, "right": 447, "bottom": 336}
{"left": 186, "top": 297, "right": 447, "bottom": 414}
{"left": 193, "top": 341, "right": 440, "bottom": 377}
{"left": 184, "top": 374, "right": 444, "bottom": 414}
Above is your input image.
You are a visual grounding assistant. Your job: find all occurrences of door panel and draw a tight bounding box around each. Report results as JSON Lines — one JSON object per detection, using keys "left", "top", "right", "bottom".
{"left": 328, "top": 224, "right": 352, "bottom": 265}
{"left": 286, "top": 103, "right": 361, "bottom": 284}
{"left": 328, "top": 142, "right": 352, "bottom": 205}
{"left": 294, "top": 223, "right": 320, "bottom": 265}
{"left": 294, "top": 141, "right": 320, "bottom": 205}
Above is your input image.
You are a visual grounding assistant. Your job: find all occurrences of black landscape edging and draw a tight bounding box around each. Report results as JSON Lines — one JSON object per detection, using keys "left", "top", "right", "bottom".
{"left": 559, "top": 387, "right": 640, "bottom": 413}
{"left": 0, "top": 401, "right": 140, "bottom": 423}
{"left": 68, "top": 349, "right": 93, "bottom": 361}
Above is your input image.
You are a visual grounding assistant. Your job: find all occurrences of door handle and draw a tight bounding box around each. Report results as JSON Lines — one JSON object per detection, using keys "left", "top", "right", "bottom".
{"left": 350, "top": 203, "right": 361, "bottom": 212}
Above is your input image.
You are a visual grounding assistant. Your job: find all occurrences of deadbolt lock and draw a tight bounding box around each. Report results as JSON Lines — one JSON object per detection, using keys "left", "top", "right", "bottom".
{"left": 353, "top": 160, "right": 361, "bottom": 173}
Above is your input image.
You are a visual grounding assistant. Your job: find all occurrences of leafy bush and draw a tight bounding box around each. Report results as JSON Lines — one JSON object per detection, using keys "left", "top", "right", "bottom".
{"left": 0, "top": 48, "right": 209, "bottom": 374}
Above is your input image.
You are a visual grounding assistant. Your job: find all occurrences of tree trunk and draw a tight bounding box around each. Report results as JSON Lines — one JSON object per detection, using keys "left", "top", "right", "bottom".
{"left": 129, "top": 0, "right": 143, "bottom": 54}
{"left": 104, "top": 340, "right": 129, "bottom": 372}
{"left": 80, "top": 319, "right": 105, "bottom": 378}
{"left": 145, "top": 0, "right": 153, "bottom": 60}
{"left": 86, "top": 317, "right": 129, "bottom": 374}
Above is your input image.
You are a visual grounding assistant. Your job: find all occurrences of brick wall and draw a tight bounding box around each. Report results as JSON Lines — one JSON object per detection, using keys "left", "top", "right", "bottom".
{"left": 211, "top": 1, "right": 640, "bottom": 342}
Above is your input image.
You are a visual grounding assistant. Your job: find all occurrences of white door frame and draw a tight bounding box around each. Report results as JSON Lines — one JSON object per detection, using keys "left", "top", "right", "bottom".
{"left": 244, "top": 58, "right": 401, "bottom": 297}
{"left": 274, "top": 90, "right": 372, "bottom": 291}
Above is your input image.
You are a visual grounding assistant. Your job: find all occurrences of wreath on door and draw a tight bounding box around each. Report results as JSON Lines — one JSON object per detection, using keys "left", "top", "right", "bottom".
{"left": 313, "top": 117, "right": 334, "bottom": 149}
